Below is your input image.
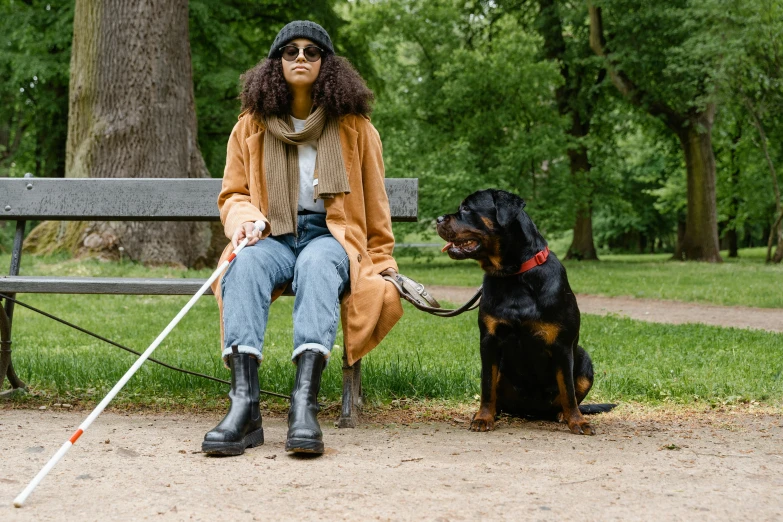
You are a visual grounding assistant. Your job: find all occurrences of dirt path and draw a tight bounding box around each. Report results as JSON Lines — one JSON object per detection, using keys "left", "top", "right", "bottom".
{"left": 429, "top": 286, "right": 783, "bottom": 333}
{"left": 1, "top": 408, "right": 782, "bottom": 521}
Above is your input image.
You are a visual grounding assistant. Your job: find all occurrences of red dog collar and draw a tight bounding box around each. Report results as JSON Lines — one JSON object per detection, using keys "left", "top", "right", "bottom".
{"left": 515, "top": 246, "right": 550, "bottom": 274}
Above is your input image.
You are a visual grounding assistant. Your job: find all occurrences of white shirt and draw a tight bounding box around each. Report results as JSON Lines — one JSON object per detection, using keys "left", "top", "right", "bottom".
{"left": 292, "top": 116, "right": 326, "bottom": 214}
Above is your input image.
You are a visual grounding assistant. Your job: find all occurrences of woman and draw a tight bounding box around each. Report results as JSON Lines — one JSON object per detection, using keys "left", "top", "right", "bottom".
{"left": 203, "top": 21, "right": 403, "bottom": 457}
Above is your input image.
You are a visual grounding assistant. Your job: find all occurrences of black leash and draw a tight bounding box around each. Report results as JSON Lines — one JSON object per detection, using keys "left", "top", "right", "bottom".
{"left": 0, "top": 293, "right": 290, "bottom": 400}
{"left": 382, "top": 272, "right": 482, "bottom": 317}
{"left": 405, "top": 286, "right": 482, "bottom": 317}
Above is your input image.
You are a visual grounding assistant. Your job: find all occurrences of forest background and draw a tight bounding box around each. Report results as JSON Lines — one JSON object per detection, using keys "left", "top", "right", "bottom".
{"left": 1, "top": 0, "right": 781, "bottom": 265}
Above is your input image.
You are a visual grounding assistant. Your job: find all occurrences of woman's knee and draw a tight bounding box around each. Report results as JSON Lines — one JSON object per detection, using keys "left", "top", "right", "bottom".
{"left": 296, "top": 237, "right": 349, "bottom": 279}
{"left": 224, "top": 255, "right": 264, "bottom": 289}
{"left": 224, "top": 245, "right": 293, "bottom": 291}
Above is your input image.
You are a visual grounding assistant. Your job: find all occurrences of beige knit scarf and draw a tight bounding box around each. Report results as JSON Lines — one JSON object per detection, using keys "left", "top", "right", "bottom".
{"left": 263, "top": 106, "right": 350, "bottom": 236}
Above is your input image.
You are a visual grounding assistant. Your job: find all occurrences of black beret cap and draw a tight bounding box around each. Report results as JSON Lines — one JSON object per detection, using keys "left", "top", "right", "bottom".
{"left": 268, "top": 20, "right": 334, "bottom": 58}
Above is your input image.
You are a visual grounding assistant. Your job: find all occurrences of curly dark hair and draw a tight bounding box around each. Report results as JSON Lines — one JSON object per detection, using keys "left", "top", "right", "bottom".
{"left": 240, "top": 54, "right": 374, "bottom": 119}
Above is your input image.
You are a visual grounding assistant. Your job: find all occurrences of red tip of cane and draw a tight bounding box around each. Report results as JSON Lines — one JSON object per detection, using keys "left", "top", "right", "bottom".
{"left": 228, "top": 253, "right": 236, "bottom": 262}
{"left": 69, "top": 429, "right": 84, "bottom": 444}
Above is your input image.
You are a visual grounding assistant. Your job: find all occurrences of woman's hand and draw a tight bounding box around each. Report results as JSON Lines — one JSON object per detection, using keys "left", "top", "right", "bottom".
{"left": 232, "top": 221, "right": 264, "bottom": 248}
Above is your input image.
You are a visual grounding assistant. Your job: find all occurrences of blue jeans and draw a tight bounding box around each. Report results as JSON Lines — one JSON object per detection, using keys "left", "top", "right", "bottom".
{"left": 220, "top": 214, "right": 350, "bottom": 362}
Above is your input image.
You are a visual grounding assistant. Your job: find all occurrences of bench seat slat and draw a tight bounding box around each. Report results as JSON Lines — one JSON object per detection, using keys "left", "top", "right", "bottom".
{"left": 0, "top": 276, "right": 214, "bottom": 296}
{"left": 0, "top": 276, "right": 303, "bottom": 297}
{"left": 0, "top": 178, "right": 418, "bottom": 222}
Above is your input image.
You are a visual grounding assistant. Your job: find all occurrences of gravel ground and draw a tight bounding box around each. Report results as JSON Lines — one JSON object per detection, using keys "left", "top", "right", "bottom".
{"left": 1, "top": 407, "right": 782, "bottom": 521}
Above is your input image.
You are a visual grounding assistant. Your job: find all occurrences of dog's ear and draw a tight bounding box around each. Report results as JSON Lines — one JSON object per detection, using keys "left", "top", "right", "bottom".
{"left": 493, "top": 190, "right": 526, "bottom": 228}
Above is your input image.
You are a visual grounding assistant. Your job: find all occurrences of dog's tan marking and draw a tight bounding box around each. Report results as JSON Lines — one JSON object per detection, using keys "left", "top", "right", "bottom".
{"left": 480, "top": 216, "right": 495, "bottom": 229}
{"left": 489, "top": 363, "right": 499, "bottom": 406}
{"left": 556, "top": 368, "right": 592, "bottom": 435}
{"left": 526, "top": 321, "right": 560, "bottom": 345}
{"left": 471, "top": 364, "right": 499, "bottom": 431}
{"left": 482, "top": 314, "right": 509, "bottom": 336}
{"left": 484, "top": 256, "right": 503, "bottom": 272}
{"left": 555, "top": 369, "right": 567, "bottom": 403}
{"left": 575, "top": 376, "right": 592, "bottom": 400}
{"left": 555, "top": 369, "right": 577, "bottom": 422}
{"left": 477, "top": 236, "right": 503, "bottom": 273}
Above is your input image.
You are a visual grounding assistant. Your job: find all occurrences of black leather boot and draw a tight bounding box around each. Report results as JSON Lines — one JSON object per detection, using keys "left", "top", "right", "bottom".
{"left": 285, "top": 350, "right": 326, "bottom": 454}
{"left": 202, "top": 347, "right": 264, "bottom": 456}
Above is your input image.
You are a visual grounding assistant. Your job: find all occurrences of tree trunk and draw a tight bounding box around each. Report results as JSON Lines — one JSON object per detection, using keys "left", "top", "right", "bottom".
{"left": 536, "top": 0, "right": 599, "bottom": 261}
{"left": 725, "top": 227, "right": 739, "bottom": 259}
{"left": 32, "top": 0, "right": 211, "bottom": 266}
{"left": 768, "top": 211, "right": 783, "bottom": 263}
{"left": 565, "top": 146, "right": 598, "bottom": 260}
{"left": 568, "top": 204, "right": 598, "bottom": 260}
{"left": 744, "top": 99, "right": 783, "bottom": 263}
{"left": 674, "top": 113, "right": 722, "bottom": 262}
{"left": 727, "top": 140, "right": 740, "bottom": 257}
{"left": 674, "top": 218, "right": 686, "bottom": 259}
{"left": 588, "top": 5, "right": 721, "bottom": 263}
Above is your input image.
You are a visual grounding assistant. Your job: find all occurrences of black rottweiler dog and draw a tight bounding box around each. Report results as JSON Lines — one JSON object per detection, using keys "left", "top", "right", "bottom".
{"left": 436, "top": 189, "right": 615, "bottom": 435}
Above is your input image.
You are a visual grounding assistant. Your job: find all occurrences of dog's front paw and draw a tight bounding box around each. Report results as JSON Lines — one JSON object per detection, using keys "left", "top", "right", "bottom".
{"left": 470, "top": 410, "right": 495, "bottom": 432}
{"left": 567, "top": 418, "right": 594, "bottom": 436}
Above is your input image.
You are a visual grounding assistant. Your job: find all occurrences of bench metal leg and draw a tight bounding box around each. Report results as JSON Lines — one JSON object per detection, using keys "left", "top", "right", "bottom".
{"left": 1, "top": 219, "right": 28, "bottom": 398}
{"left": 337, "top": 348, "right": 363, "bottom": 428}
{"left": 0, "top": 301, "right": 27, "bottom": 398}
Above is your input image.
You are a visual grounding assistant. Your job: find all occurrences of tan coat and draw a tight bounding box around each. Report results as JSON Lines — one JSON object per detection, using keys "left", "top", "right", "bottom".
{"left": 212, "top": 111, "right": 403, "bottom": 365}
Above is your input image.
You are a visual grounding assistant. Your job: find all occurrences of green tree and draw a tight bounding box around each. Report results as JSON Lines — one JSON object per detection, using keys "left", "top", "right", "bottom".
{"left": 30, "top": 0, "right": 212, "bottom": 267}
{"left": 712, "top": 0, "right": 783, "bottom": 262}
{"left": 589, "top": 1, "right": 723, "bottom": 262}
{"left": 351, "top": 0, "right": 570, "bottom": 235}
{"left": 0, "top": 1, "right": 72, "bottom": 179}
{"left": 712, "top": 110, "right": 775, "bottom": 257}
{"left": 589, "top": 100, "right": 683, "bottom": 253}
{"left": 530, "top": 0, "right": 606, "bottom": 260}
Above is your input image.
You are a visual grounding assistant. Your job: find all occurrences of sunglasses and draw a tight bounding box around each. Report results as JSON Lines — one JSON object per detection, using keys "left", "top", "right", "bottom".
{"left": 279, "top": 45, "right": 323, "bottom": 62}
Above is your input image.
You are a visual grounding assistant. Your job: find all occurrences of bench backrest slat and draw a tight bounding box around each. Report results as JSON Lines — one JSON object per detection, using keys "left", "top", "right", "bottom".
{"left": 0, "top": 178, "right": 418, "bottom": 222}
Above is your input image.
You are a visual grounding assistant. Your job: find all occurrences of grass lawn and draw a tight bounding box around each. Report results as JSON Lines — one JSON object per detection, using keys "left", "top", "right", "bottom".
{"left": 1, "top": 251, "right": 782, "bottom": 410}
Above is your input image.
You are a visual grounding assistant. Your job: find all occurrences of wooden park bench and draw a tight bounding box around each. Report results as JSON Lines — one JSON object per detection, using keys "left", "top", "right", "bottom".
{"left": 0, "top": 176, "right": 418, "bottom": 428}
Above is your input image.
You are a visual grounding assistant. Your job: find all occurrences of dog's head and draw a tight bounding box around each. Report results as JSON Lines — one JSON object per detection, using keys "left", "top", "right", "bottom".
{"left": 436, "top": 189, "right": 541, "bottom": 272}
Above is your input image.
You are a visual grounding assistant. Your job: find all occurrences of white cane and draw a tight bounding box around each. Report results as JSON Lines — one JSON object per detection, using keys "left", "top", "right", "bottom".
{"left": 13, "top": 220, "right": 266, "bottom": 508}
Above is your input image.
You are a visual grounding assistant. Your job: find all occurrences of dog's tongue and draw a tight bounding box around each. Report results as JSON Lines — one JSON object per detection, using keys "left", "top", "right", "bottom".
{"left": 441, "top": 242, "right": 453, "bottom": 253}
